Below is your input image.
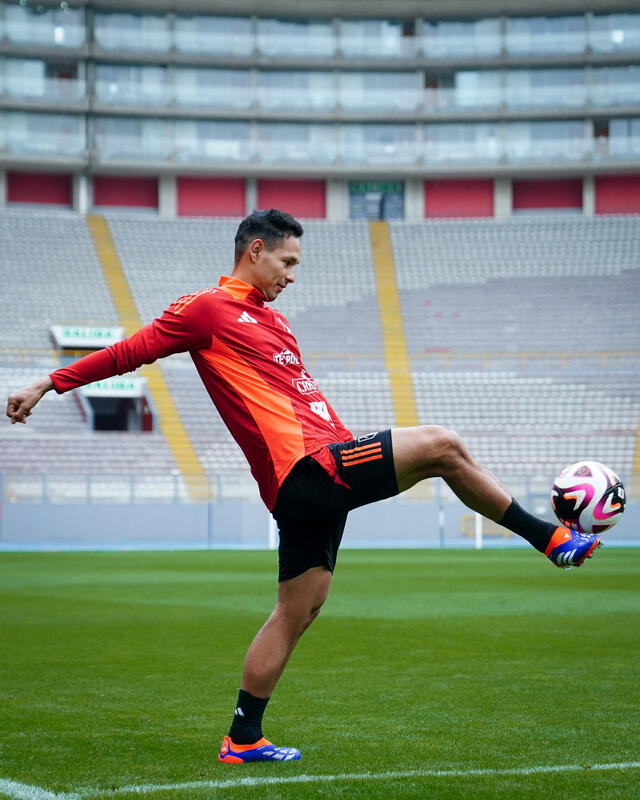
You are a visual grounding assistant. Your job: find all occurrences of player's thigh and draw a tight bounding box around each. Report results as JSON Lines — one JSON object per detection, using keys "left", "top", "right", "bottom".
{"left": 392, "top": 425, "right": 464, "bottom": 492}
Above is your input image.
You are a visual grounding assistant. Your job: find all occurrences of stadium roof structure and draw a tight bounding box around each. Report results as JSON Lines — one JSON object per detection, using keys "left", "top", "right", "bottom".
{"left": 18, "top": 0, "right": 640, "bottom": 18}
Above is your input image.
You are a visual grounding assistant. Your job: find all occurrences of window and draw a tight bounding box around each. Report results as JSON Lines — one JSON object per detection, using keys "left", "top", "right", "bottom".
{"left": 95, "top": 65, "right": 170, "bottom": 106}
{"left": 95, "top": 117, "right": 171, "bottom": 159}
{"left": 440, "top": 70, "right": 501, "bottom": 110}
{"left": 175, "top": 120, "right": 251, "bottom": 162}
{"left": 175, "top": 69, "right": 253, "bottom": 109}
{"left": 423, "top": 18, "right": 501, "bottom": 58}
{"left": 339, "top": 72, "right": 420, "bottom": 111}
{"left": 591, "top": 14, "right": 640, "bottom": 53}
{"left": 506, "top": 121, "right": 589, "bottom": 162}
{"left": 341, "top": 124, "right": 419, "bottom": 164}
{"left": 5, "top": 5, "right": 85, "bottom": 48}
{"left": 5, "top": 4, "right": 85, "bottom": 47}
{"left": 4, "top": 112, "right": 84, "bottom": 156}
{"left": 506, "top": 16, "right": 586, "bottom": 55}
{"left": 175, "top": 16, "right": 252, "bottom": 56}
{"left": 5, "top": 59, "right": 48, "bottom": 99}
{"left": 609, "top": 118, "right": 640, "bottom": 158}
{"left": 506, "top": 69, "right": 586, "bottom": 109}
{"left": 95, "top": 13, "right": 170, "bottom": 52}
{"left": 257, "top": 72, "right": 335, "bottom": 111}
{"left": 591, "top": 66, "right": 640, "bottom": 107}
{"left": 340, "top": 20, "right": 414, "bottom": 59}
{"left": 258, "top": 19, "right": 335, "bottom": 58}
{"left": 256, "top": 123, "right": 335, "bottom": 162}
{"left": 424, "top": 123, "right": 500, "bottom": 162}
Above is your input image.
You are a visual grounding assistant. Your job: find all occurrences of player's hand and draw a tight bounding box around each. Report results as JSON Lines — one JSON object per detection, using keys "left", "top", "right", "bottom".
{"left": 6, "top": 377, "right": 54, "bottom": 424}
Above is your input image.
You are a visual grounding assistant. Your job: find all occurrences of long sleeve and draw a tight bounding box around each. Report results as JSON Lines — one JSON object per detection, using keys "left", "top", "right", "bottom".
{"left": 50, "top": 291, "right": 217, "bottom": 394}
{"left": 50, "top": 346, "right": 119, "bottom": 393}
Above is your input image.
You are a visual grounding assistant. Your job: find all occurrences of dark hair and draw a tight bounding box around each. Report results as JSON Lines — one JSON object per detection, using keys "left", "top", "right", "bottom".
{"left": 234, "top": 209, "right": 304, "bottom": 262}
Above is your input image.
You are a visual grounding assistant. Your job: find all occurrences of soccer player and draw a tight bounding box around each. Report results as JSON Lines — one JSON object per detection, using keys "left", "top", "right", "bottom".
{"left": 6, "top": 209, "right": 601, "bottom": 764}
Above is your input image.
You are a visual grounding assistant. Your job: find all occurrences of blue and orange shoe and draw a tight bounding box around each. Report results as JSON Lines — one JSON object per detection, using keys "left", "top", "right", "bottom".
{"left": 545, "top": 526, "right": 602, "bottom": 569}
{"left": 218, "top": 736, "right": 301, "bottom": 764}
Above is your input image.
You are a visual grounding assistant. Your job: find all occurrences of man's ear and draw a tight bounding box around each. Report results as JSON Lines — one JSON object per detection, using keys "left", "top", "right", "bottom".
{"left": 250, "top": 238, "right": 264, "bottom": 262}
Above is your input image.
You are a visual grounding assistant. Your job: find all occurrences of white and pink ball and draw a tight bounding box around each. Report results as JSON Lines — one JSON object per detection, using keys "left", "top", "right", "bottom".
{"left": 551, "top": 460, "right": 626, "bottom": 535}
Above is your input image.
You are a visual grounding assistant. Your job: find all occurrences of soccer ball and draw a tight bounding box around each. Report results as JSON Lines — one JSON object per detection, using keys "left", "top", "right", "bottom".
{"left": 551, "top": 460, "right": 626, "bottom": 534}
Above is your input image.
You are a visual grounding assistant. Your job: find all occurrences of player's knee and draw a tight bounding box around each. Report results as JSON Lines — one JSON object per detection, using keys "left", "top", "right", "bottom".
{"left": 301, "top": 602, "right": 324, "bottom": 633}
{"left": 419, "top": 425, "right": 467, "bottom": 471}
{"left": 278, "top": 596, "right": 325, "bottom": 636}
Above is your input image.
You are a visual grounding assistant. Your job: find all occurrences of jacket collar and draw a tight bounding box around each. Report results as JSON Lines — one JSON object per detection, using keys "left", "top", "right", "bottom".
{"left": 218, "top": 275, "right": 265, "bottom": 306}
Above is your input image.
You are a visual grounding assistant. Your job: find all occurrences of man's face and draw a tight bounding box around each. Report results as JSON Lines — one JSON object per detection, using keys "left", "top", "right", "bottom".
{"left": 249, "top": 236, "right": 301, "bottom": 303}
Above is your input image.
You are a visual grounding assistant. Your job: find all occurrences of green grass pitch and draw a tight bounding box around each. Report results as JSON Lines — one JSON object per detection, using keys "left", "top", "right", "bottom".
{"left": 1, "top": 548, "right": 639, "bottom": 800}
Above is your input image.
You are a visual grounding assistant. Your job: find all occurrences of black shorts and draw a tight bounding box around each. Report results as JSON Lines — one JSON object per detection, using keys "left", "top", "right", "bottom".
{"left": 272, "top": 430, "right": 399, "bottom": 582}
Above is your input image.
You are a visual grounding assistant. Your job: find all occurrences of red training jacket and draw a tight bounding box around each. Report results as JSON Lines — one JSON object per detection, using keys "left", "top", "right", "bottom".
{"left": 50, "top": 275, "right": 353, "bottom": 510}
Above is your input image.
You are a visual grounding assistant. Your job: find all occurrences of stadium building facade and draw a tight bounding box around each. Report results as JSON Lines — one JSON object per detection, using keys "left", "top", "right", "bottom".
{"left": 0, "top": 0, "right": 639, "bottom": 219}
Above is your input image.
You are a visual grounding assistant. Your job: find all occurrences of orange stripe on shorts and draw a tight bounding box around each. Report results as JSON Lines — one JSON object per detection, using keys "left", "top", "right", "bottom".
{"left": 341, "top": 446, "right": 382, "bottom": 463}
{"left": 342, "top": 453, "right": 384, "bottom": 467}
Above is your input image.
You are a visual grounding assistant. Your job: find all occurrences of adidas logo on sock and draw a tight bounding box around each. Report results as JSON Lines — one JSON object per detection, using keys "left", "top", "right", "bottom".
{"left": 235, "top": 707, "right": 245, "bottom": 717}
{"left": 238, "top": 311, "right": 258, "bottom": 324}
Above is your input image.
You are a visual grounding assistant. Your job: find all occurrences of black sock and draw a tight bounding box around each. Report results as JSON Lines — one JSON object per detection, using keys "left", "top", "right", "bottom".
{"left": 228, "top": 689, "right": 270, "bottom": 745}
{"left": 498, "top": 498, "right": 559, "bottom": 553}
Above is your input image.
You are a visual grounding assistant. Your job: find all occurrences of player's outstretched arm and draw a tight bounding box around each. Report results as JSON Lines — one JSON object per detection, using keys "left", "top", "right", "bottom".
{"left": 6, "top": 377, "right": 54, "bottom": 425}
{"left": 7, "top": 294, "right": 214, "bottom": 421}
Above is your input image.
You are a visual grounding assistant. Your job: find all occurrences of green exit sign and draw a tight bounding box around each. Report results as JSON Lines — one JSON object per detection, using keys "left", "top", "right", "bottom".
{"left": 81, "top": 377, "right": 146, "bottom": 398}
{"left": 50, "top": 325, "right": 124, "bottom": 348}
{"left": 349, "top": 181, "right": 404, "bottom": 195}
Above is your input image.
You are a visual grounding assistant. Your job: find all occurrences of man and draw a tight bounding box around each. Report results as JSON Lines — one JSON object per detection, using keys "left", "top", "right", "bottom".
{"left": 6, "top": 208, "right": 601, "bottom": 764}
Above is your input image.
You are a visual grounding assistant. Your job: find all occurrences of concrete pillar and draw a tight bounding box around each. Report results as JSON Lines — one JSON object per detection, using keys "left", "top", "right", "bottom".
{"left": 159, "top": 174, "right": 177, "bottom": 218}
{"left": 326, "top": 179, "right": 348, "bottom": 221}
{"left": 583, "top": 174, "right": 595, "bottom": 216}
{"left": 73, "top": 173, "right": 90, "bottom": 214}
{"left": 246, "top": 177, "right": 257, "bottom": 213}
{"left": 404, "top": 178, "right": 424, "bottom": 220}
{"left": 494, "top": 177, "right": 512, "bottom": 219}
{"left": 0, "top": 170, "right": 6, "bottom": 208}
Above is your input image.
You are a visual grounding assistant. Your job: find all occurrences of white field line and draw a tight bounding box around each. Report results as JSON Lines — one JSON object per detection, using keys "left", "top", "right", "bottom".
{"left": 2, "top": 762, "right": 639, "bottom": 800}
{"left": 0, "top": 779, "right": 79, "bottom": 800}
{"left": 83, "top": 760, "right": 640, "bottom": 796}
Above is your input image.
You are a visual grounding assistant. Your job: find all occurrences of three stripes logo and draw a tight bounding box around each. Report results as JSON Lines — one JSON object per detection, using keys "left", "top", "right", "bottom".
{"left": 341, "top": 440, "right": 384, "bottom": 468}
{"left": 555, "top": 549, "right": 577, "bottom": 566}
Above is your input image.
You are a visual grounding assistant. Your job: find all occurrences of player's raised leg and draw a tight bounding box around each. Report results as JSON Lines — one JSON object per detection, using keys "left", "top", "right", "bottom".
{"left": 218, "top": 566, "right": 331, "bottom": 763}
{"left": 391, "top": 425, "right": 601, "bottom": 567}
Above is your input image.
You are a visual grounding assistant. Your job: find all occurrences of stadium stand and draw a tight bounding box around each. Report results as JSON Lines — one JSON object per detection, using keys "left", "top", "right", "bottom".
{"left": 0, "top": 210, "right": 180, "bottom": 497}
{"left": 104, "top": 215, "right": 239, "bottom": 324}
{"left": 0, "top": 365, "right": 180, "bottom": 501}
{"left": 391, "top": 216, "right": 640, "bottom": 354}
{"left": 413, "top": 371, "right": 638, "bottom": 477}
{"left": 274, "top": 220, "right": 383, "bottom": 356}
{"left": 392, "top": 217, "right": 639, "bottom": 287}
{"left": 0, "top": 209, "right": 119, "bottom": 354}
{"left": 160, "top": 358, "right": 248, "bottom": 477}
{"left": 307, "top": 370, "right": 393, "bottom": 435}
{"left": 390, "top": 215, "right": 640, "bottom": 479}
{"left": 0, "top": 210, "right": 638, "bottom": 498}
